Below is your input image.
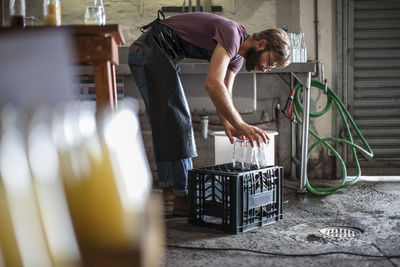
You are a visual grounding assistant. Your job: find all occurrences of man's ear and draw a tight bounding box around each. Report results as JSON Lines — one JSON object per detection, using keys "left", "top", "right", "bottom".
{"left": 257, "top": 39, "right": 267, "bottom": 50}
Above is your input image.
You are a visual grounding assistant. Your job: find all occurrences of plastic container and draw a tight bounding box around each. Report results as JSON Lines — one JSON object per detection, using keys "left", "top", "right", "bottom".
{"left": 188, "top": 164, "right": 283, "bottom": 234}
{"left": 43, "top": 0, "right": 61, "bottom": 26}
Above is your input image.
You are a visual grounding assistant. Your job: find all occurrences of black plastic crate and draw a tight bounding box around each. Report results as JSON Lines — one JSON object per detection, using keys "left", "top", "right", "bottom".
{"left": 188, "top": 163, "right": 283, "bottom": 234}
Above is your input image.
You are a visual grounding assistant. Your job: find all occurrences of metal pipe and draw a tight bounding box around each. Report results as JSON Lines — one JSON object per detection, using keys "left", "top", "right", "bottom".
{"left": 299, "top": 72, "right": 311, "bottom": 192}
{"left": 139, "top": 0, "right": 144, "bottom": 16}
{"left": 312, "top": 0, "right": 320, "bottom": 78}
{"left": 203, "top": 0, "right": 212, "bottom": 12}
{"left": 291, "top": 122, "right": 297, "bottom": 175}
{"left": 321, "top": 63, "right": 325, "bottom": 84}
{"left": 291, "top": 156, "right": 300, "bottom": 166}
{"left": 314, "top": 0, "right": 319, "bottom": 64}
{"left": 296, "top": 118, "right": 302, "bottom": 178}
{"left": 290, "top": 74, "right": 297, "bottom": 179}
{"left": 200, "top": 115, "right": 209, "bottom": 139}
{"left": 196, "top": 0, "right": 201, "bottom": 12}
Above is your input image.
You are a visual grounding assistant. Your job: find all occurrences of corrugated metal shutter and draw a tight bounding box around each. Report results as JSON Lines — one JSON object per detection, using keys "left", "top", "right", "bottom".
{"left": 349, "top": 0, "right": 400, "bottom": 174}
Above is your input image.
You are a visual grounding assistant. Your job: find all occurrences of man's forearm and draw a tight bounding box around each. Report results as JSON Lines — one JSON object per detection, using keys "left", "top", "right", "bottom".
{"left": 205, "top": 80, "right": 244, "bottom": 128}
{"left": 205, "top": 44, "right": 244, "bottom": 129}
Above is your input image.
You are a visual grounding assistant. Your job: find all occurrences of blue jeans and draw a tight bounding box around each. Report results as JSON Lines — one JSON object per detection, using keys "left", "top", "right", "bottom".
{"left": 128, "top": 46, "right": 192, "bottom": 196}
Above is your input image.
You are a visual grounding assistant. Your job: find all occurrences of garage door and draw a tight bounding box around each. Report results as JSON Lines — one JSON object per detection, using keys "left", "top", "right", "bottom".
{"left": 347, "top": 0, "right": 400, "bottom": 175}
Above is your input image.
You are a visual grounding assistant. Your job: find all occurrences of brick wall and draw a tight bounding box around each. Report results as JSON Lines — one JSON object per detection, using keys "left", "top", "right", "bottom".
{"left": 22, "top": 0, "right": 276, "bottom": 45}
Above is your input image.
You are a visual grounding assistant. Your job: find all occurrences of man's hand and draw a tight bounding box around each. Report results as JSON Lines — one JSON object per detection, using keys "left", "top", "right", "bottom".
{"left": 235, "top": 122, "right": 269, "bottom": 147}
{"left": 222, "top": 119, "right": 242, "bottom": 143}
{"left": 223, "top": 120, "right": 269, "bottom": 147}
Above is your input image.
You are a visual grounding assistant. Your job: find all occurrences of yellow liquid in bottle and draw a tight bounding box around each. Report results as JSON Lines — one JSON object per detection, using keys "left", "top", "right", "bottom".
{"left": 61, "top": 139, "right": 139, "bottom": 250}
{"left": 44, "top": 14, "right": 57, "bottom": 25}
{"left": 28, "top": 126, "right": 81, "bottom": 267}
{"left": 0, "top": 180, "right": 23, "bottom": 267}
{"left": 44, "top": 4, "right": 61, "bottom": 25}
{"left": 0, "top": 126, "right": 52, "bottom": 266}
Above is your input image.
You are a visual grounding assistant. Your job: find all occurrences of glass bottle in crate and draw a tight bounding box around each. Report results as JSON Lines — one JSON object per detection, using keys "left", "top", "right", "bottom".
{"left": 250, "top": 145, "right": 259, "bottom": 169}
{"left": 249, "top": 137, "right": 270, "bottom": 169}
{"left": 258, "top": 137, "right": 270, "bottom": 168}
{"left": 232, "top": 138, "right": 246, "bottom": 170}
{"left": 43, "top": 0, "right": 61, "bottom": 26}
{"left": 232, "top": 137, "right": 270, "bottom": 171}
{"left": 9, "top": 0, "right": 26, "bottom": 27}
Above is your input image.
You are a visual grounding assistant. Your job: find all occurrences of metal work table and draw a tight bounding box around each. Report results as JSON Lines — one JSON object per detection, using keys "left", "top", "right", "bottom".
{"left": 271, "top": 62, "right": 316, "bottom": 192}
{"left": 268, "top": 62, "right": 316, "bottom": 192}
{"left": 177, "top": 61, "right": 316, "bottom": 192}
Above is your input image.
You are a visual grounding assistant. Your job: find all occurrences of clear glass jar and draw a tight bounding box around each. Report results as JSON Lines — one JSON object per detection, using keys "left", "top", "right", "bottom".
{"left": 43, "top": 0, "right": 61, "bottom": 26}
{"left": 9, "top": 0, "right": 26, "bottom": 27}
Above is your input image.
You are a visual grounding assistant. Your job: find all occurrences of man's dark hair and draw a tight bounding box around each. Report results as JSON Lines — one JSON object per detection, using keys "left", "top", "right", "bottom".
{"left": 253, "top": 28, "right": 291, "bottom": 68}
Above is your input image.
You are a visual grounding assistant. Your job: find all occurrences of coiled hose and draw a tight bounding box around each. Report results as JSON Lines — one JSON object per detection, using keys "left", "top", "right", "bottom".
{"left": 293, "top": 80, "right": 373, "bottom": 195}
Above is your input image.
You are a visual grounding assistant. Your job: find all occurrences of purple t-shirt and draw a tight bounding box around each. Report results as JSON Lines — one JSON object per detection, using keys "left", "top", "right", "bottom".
{"left": 160, "top": 13, "right": 248, "bottom": 73}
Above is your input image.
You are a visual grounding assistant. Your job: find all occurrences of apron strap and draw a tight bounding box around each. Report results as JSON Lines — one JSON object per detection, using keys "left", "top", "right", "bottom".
{"left": 158, "top": 10, "right": 166, "bottom": 20}
{"left": 140, "top": 10, "right": 166, "bottom": 33}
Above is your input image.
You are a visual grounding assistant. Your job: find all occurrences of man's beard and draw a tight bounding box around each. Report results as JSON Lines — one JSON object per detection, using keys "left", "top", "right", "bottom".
{"left": 245, "top": 47, "right": 264, "bottom": 71}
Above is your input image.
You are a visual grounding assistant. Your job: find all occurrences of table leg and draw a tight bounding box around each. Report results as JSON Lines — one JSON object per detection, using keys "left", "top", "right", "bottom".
{"left": 110, "top": 64, "right": 118, "bottom": 110}
{"left": 299, "top": 72, "right": 311, "bottom": 192}
{"left": 94, "top": 61, "right": 117, "bottom": 111}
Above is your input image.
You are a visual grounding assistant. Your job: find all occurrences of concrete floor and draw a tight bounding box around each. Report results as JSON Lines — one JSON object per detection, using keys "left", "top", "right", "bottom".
{"left": 161, "top": 179, "right": 400, "bottom": 267}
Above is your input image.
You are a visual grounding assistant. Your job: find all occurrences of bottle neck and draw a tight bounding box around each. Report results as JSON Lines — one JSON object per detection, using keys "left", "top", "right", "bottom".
{"left": 94, "top": 0, "right": 104, "bottom": 6}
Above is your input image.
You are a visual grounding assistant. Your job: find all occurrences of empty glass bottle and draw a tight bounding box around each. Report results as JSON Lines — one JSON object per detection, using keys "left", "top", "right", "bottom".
{"left": 232, "top": 138, "right": 247, "bottom": 170}
{"left": 93, "top": 0, "right": 106, "bottom": 25}
{"left": 300, "top": 33, "right": 307, "bottom": 62}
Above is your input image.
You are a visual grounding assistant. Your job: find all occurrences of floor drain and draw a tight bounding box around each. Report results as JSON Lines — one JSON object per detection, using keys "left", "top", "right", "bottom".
{"left": 320, "top": 226, "right": 361, "bottom": 238}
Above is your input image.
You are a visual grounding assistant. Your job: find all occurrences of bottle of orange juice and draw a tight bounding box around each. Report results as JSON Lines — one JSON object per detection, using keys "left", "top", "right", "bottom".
{"left": 43, "top": 0, "right": 61, "bottom": 26}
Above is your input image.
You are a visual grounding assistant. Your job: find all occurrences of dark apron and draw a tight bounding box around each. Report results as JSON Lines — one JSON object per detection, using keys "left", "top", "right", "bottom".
{"left": 135, "top": 11, "right": 212, "bottom": 161}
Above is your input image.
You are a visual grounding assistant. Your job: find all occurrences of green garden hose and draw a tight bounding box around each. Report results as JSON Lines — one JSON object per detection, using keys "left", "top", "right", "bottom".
{"left": 293, "top": 80, "right": 373, "bottom": 195}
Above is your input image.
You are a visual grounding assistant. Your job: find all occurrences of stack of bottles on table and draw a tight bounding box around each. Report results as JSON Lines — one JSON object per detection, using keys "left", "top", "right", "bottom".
{"left": 232, "top": 138, "right": 270, "bottom": 171}
{"left": 0, "top": 99, "right": 153, "bottom": 266}
{"left": 8, "top": 0, "right": 106, "bottom": 27}
{"left": 9, "top": 0, "right": 62, "bottom": 27}
{"left": 288, "top": 32, "right": 307, "bottom": 63}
